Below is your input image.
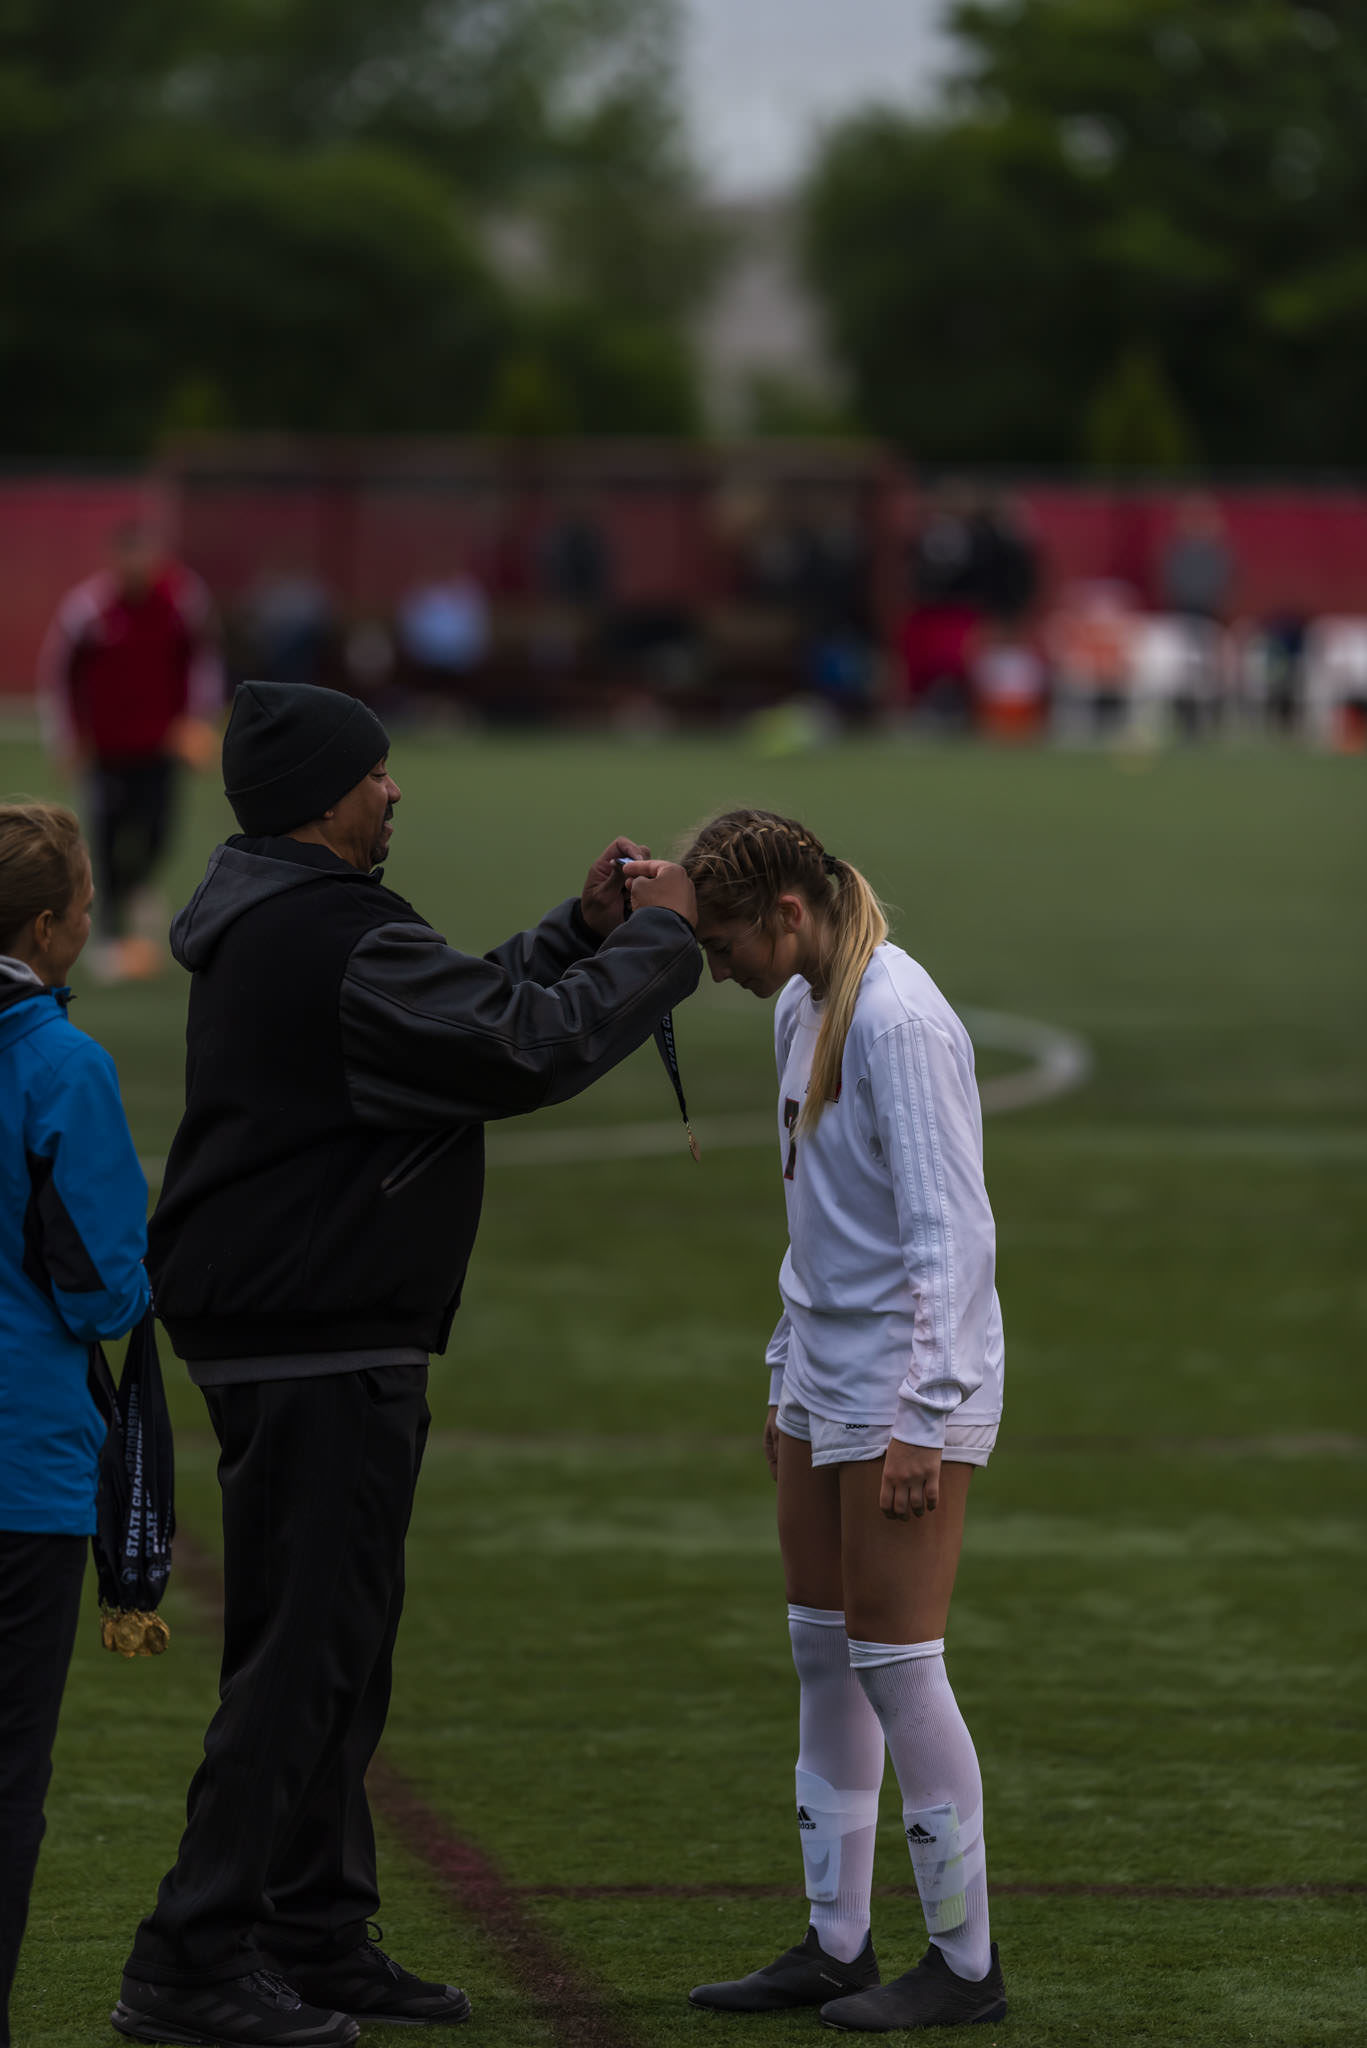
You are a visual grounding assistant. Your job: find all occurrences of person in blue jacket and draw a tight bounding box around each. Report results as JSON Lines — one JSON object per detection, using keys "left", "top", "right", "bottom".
{"left": 0, "top": 800, "right": 150, "bottom": 2048}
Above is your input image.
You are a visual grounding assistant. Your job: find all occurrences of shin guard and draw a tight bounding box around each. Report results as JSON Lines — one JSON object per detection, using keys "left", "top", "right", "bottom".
{"left": 902, "top": 1801, "right": 982, "bottom": 1937}
{"left": 795, "top": 1768, "right": 880, "bottom": 1906}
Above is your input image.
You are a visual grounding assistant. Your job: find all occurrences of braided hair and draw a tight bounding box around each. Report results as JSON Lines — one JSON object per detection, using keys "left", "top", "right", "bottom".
{"left": 681, "top": 809, "right": 888, "bottom": 1135}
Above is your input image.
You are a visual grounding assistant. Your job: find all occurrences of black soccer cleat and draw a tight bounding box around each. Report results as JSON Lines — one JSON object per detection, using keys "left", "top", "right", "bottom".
{"left": 689, "top": 1925, "right": 879, "bottom": 2012}
{"left": 280, "top": 1932, "right": 471, "bottom": 2027}
{"left": 820, "top": 1939, "right": 1006, "bottom": 2031}
{"left": 110, "top": 1969, "right": 359, "bottom": 2045}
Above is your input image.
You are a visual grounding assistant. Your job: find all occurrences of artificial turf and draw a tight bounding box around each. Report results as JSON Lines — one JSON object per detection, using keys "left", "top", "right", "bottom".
{"left": 3, "top": 730, "right": 1363, "bottom": 2045}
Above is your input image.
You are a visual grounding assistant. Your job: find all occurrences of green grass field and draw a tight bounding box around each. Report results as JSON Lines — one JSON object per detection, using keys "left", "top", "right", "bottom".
{"left": 5, "top": 732, "right": 1365, "bottom": 2047}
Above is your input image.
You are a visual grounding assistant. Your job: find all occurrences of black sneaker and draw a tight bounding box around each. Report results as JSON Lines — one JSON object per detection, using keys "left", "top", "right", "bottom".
{"left": 689, "top": 1927, "right": 879, "bottom": 2012}
{"left": 820, "top": 1940, "right": 1006, "bottom": 2031}
{"left": 282, "top": 1933, "right": 471, "bottom": 2028}
{"left": 110, "top": 1970, "right": 359, "bottom": 2045}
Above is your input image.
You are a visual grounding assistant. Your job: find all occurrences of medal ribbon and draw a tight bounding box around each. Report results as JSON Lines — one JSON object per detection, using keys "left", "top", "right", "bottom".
{"left": 653, "top": 1008, "right": 701, "bottom": 1162}
{"left": 621, "top": 862, "right": 701, "bottom": 1162}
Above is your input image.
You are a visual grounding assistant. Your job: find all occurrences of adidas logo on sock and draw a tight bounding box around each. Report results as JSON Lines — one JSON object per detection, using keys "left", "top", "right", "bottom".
{"left": 798, "top": 1805, "right": 817, "bottom": 1830}
{"left": 906, "top": 1823, "right": 938, "bottom": 1843}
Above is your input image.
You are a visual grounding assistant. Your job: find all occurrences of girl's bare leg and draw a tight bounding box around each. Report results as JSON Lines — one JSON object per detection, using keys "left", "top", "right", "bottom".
{"left": 837, "top": 1461, "right": 971, "bottom": 1643}
{"left": 775, "top": 1429, "right": 843, "bottom": 1606}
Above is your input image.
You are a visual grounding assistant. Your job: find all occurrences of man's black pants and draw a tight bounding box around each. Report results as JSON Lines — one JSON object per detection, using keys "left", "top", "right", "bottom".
{"left": 127, "top": 1365, "right": 429, "bottom": 1986}
{"left": 89, "top": 754, "right": 177, "bottom": 937}
{"left": 0, "top": 1530, "right": 87, "bottom": 2048}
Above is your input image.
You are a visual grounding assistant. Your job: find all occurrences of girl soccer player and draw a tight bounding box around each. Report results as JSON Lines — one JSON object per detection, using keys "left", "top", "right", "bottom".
{"left": 680, "top": 809, "right": 1006, "bottom": 2033}
{"left": 1, "top": 802, "right": 150, "bottom": 2047}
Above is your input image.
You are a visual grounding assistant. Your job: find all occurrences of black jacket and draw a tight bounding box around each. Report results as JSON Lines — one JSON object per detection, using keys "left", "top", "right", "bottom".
{"left": 149, "top": 836, "right": 699, "bottom": 1363}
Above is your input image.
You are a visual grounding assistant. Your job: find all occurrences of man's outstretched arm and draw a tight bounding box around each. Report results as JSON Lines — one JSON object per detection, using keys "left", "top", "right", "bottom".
{"left": 340, "top": 862, "right": 698, "bottom": 1127}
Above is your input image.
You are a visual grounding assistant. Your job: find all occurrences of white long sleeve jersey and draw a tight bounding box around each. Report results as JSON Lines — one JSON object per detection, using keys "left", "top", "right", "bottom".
{"left": 765, "top": 944, "right": 1004, "bottom": 1449}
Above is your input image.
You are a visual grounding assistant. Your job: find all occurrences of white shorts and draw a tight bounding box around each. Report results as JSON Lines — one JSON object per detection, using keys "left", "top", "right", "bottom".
{"left": 776, "top": 1390, "right": 998, "bottom": 1470}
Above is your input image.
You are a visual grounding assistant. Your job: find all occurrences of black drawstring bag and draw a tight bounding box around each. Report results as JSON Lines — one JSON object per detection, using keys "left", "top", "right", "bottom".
{"left": 88, "top": 1308, "right": 175, "bottom": 1657}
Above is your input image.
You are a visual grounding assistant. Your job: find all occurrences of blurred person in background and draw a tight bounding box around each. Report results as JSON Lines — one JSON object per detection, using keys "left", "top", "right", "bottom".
{"left": 967, "top": 496, "right": 1046, "bottom": 739}
{"left": 113, "top": 681, "right": 699, "bottom": 2048}
{"left": 1159, "top": 494, "right": 1235, "bottom": 622}
{"left": 244, "top": 565, "right": 336, "bottom": 689}
{"left": 0, "top": 802, "right": 150, "bottom": 2048}
{"left": 394, "top": 566, "right": 490, "bottom": 714}
{"left": 968, "top": 631, "right": 1048, "bottom": 742}
{"left": 1158, "top": 496, "right": 1235, "bottom": 737}
{"left": 901, "top": 482, "right": 984, "bottom": 727}
{"left": 681, "top": 809, "right": 1006, "bottom": 2035}
{"left": 786, "top": 490, "right": 876, "bottom": 727}
{"left": 530, "top": 491, "right": 616, "bottom": 690}
{"left": 535, "top": 490, "right": 614, "bottom": 616}
{"left": 1045, "top": 579, "right": 1137, "bottom": 741}
{"left": 971, "top": 496, "right": 1040, "bottom": 627}
{"left": 739, "top": 494, "right": 817, "bottom": 617}
{"left": 342, "top": 616, "right": 400, "bottom": 716}
{"left": 708, "top": 486, "right": 805, "bottom": 709}
{"left": 1254, "top": 611, "right": 1309, "bottom": 733}
{"left": 36, "top": 521, "right": 224, "bottom": 984}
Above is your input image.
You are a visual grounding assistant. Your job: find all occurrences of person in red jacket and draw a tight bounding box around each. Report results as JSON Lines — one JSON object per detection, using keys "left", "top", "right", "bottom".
{"left": 36, "top": 521, "right": 224, "bottom": 982}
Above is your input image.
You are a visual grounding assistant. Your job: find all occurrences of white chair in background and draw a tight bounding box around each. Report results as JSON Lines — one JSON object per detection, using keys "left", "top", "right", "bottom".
{"left": 1126, "top": 615, "right": 1226, "bottom": 738}
{"left": 1044, "top": 582, "right": 1137, "bottom": 740}
{"left": 1303, "top": 618, "right": 1367, "bottom": 746}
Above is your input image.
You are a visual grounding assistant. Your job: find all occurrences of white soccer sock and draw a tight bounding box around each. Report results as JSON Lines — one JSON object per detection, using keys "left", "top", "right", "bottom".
{"left": 788, "top": 1605, "right": 886, "bottom": 1964}
{"left": 849, "top": 1639, "right": 992, "bottom": 1981}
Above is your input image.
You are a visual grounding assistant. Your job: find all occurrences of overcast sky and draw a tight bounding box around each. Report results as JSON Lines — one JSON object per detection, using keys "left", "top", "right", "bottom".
{"left": 678, "top": 0, "right": 954, "bottom": 196}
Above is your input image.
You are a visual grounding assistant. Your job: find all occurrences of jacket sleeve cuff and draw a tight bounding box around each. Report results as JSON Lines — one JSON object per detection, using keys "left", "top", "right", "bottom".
{"left": 891, "top": 1392, "right": 947, "bottom": 1450}
{"left": 569, "top": 899, "right": 602, "bottom": 949}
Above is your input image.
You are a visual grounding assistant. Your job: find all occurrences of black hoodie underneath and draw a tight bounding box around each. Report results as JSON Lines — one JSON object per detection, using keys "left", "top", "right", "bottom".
{"left": 149, "top": 836, "right": 699, "bottom": 1369}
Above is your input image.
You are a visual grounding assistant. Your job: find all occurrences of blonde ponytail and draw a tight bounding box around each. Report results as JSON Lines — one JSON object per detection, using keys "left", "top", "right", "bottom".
{"left": 802, "top": 858, "right": 887, "bottom": 1135}
{"left": 680, "top": 808, "right": 888, "bottom": 1135}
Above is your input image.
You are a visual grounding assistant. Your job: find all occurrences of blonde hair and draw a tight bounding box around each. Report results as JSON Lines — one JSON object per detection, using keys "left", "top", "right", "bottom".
{"left": 0, "top": 801, "right": 87, "bottom": 952}
{"left": 682, "top": 808, "right": 887, "bottom": 1135}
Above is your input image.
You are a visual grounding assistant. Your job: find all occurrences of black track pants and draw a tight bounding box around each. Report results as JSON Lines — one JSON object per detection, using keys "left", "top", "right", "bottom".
{"left": 89, "top": 754, "right": 177, "bottom": 936}
{"left": 0, "top": 1530, "right": 87, "bottom": 2048}
{"left": 126, "top": 1365, "right": 430, "bottom": 1985}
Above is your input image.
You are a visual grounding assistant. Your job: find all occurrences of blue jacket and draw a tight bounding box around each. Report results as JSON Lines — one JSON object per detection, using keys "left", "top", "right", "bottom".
{"left": 0, "top": 959, "right": 150, "bottom": 1534}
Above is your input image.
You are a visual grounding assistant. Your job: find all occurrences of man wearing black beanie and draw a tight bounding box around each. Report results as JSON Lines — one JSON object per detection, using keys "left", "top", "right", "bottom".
{"left": 114, "top": 682, "right": 701, "bottom": 2048}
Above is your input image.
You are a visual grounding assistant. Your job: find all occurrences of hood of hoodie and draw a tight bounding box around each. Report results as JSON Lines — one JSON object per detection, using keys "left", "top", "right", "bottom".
{"left": 0, "top": 955, "right": 67, "bottom": 1048}
{"left": 171, "top": 836, "right": 380, "bottom": 971}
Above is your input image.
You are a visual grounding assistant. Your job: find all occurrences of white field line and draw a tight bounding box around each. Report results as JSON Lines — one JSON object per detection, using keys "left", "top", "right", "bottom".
{"left": 964, "top": 1006, "right": 1094, "bottom": 1114}
{"left": 171, "top": 1426, "right": 1365, "bottom": 1460}
{"left": 413, "top": 1428, "right": 1367, "bottom": 1460}
{"left": 136, "top": 1006, "right": 1090, "bottom": 1184}
{"left": 997, "top": 1125, "right": 1367, "bottom": 1162}
{"left": 473, "top": 1008, "right": 1091, "bottom": 1170}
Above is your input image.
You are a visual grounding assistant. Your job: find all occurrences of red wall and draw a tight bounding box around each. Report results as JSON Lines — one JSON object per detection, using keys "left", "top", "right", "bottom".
{"left": 3, "top": 465, "right": 1366, "bottom": 700}
{"left": 1012, "top": 486, "right": 1367, "bottom": 616}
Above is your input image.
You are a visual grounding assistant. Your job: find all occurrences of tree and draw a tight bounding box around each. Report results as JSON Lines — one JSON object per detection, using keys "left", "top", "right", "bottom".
{"left": 482, "top": 305, "right": 699, "bottom": 437}
{"left": 0, "top": 0, "right": 713, "bottom": 454}
{"left": 1083, "top": 345, "right": 1194, "bottom": 472}
{"left": 800, "top": 1, "right": 1367, "bottom": 467}
{"left": 3, "top": 134, "right": 510, "bottom": 454}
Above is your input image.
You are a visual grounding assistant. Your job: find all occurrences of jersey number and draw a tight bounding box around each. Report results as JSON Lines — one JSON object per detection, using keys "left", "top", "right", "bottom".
{"left": 783, "top": 1096, "right": 800, "bottom": 1180}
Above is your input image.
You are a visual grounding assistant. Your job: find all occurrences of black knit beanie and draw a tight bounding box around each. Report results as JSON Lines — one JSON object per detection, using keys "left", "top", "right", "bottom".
{"left": 222, "top": 682, "right": 391, "bottom": 836}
